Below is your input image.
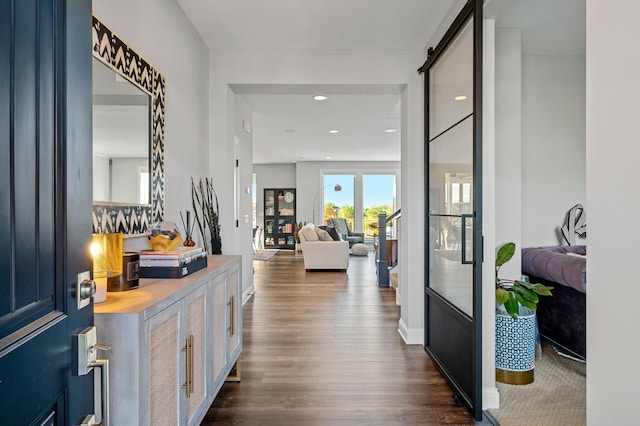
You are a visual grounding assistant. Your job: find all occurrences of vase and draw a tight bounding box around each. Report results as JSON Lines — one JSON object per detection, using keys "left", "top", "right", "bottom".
{"left": 495, "top": 305, "right": 537, "bottom": 385}
{"left": 295, "top": 243, "right": 302, "bottom": 253}
{"left": 211, "top": 239, "right": 222, "bottom": 255}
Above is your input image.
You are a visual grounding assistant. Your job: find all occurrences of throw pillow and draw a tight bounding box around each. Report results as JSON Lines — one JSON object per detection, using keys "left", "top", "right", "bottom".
{"left": 319, "top": 225, "right": 341, "bottom": 241}
{"left": 315, "top": 227, "right": 333, "bottom": 241}
{"left": 299, "top": 225, "right": 319, "bottom": 242}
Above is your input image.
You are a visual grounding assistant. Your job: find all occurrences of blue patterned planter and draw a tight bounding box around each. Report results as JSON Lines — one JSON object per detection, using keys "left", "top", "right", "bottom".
{"left": 495, "top": 306, "right": 536, "bottom": 384}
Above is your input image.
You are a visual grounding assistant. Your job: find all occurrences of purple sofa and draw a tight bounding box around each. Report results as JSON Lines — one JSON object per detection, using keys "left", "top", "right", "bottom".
{"left": 522, "top": 246, "right": 586, "bottom": 359}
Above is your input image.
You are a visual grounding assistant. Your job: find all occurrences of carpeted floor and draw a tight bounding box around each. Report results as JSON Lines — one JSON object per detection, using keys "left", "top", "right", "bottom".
{"left": 489, "top": 345, "right": 586, "bottom": 425}
{"left": 253, "top": 249, "right": 278, "bottom": 261}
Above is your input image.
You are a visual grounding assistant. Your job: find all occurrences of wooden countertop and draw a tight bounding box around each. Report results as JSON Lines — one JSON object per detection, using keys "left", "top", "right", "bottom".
{"left": 94, "top": 255, "right": 240, "bottom": 318}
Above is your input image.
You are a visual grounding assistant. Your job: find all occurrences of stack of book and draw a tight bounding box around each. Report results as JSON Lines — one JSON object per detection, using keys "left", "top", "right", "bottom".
{"left": 139, "top": 246, "right": 208, "bottom": 278}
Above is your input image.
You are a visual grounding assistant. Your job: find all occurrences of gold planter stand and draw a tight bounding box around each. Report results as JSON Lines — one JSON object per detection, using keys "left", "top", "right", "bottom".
{"left": 496, "top": 367, "right": 534, "bottom": 385}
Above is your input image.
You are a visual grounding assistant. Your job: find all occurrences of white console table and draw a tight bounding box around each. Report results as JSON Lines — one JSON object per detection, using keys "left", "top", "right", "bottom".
{"left": 94, "top": 255, "right": 242, "bottom": 426}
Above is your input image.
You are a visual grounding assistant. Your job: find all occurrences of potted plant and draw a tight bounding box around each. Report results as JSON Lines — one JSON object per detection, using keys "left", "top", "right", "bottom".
{"left": 293, "top": 222, "right": 303, "bottom": 252}
{"left": 495, "top": 242, "right": 553, "bottom": 385}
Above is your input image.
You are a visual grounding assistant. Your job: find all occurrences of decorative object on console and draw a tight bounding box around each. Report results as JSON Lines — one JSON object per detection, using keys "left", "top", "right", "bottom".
{"left": 192, "top": 178, "right": 222, "bottom": 254}
{"left": 91, "top": 15, "right": 165, "bottom": 234}
{"left": 180, "top": 210, "right": 196, "bottom": 246}
{"left": 148, "top": 222, "right": 182, "bottom": 252}
{"left": 560, "top": 204, "right": 586, "bottom": 246}
{"left": 495, "top": 242, "right": 553, "bottom": 385}
{"left": 91, "top": 233, "right": 123, "bottom": 301}
{"left": 139, "top": 246, "right": 207, "bottom": 278}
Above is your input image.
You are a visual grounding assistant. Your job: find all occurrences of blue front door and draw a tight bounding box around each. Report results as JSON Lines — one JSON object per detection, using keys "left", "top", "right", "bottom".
{"left": 0, "top": 0, "right": 94, "bottom": 423}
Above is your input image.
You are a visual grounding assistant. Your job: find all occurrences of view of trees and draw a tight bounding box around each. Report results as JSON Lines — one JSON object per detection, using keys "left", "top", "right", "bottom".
{"left": 324, "top": 203, "right": 393, "bottom": 235}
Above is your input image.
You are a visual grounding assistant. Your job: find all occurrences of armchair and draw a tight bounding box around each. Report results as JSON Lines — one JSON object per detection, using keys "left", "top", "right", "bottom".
{"left": 326, "top": 217, "right": 364, "bottom": 247}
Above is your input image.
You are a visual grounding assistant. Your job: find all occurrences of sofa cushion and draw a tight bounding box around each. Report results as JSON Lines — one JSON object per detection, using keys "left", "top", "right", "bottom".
{"left": 299, "top": 225, "right": 319, "bottom": 242}
{"left": 318, "top": 225, "right": 341, "bottom": 241}
{"left": 315, "top": 227, "right": 333, "bottom": 241}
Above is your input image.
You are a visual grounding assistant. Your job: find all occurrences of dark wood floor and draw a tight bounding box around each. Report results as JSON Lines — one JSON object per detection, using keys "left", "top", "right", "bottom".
{"left": 203, "top": 251, "right": 474, "bottom": 425}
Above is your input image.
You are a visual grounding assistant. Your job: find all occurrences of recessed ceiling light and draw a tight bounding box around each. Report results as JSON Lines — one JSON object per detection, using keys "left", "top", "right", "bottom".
{"left": 384, "top": 128, "right": 398, "bottom": 133}
{"left": 284, "top": 128, "right": 296, "bottom": 133}
{"left": 313, "top": 95, "right": 328, "bottom": 101}
{"left": 328, "top": 129, "right": 339, "bottom": 134}
{"left": 454, "top": 95, "right": 467, "bottom": 101}
{"left": 325, "top": 156, "right": 332, "bottom": 160}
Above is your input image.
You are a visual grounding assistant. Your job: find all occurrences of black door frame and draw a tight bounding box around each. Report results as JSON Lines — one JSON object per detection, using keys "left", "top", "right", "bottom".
{"left": 419, "top": 0, "right": 483, "bottom": 420}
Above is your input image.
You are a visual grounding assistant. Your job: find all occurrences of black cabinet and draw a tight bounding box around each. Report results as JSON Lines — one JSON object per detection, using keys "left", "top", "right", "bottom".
{"left": 264, "top": 188, "right": 296, "bottom": 249}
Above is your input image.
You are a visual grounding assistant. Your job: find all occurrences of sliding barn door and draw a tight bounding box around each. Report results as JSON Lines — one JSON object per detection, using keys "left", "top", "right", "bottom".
{"left": 421, "top": 0, "right": 483, "bottom": 420}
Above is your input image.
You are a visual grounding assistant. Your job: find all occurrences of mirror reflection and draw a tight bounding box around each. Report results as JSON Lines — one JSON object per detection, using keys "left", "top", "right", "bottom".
{"left": 92, "top": 58, "right": 151, "bottom": 205}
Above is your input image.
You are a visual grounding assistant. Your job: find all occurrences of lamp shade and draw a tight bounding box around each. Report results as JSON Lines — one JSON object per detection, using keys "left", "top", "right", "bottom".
{"left": 91, "top": 233, "right": 123, "bottom": 302}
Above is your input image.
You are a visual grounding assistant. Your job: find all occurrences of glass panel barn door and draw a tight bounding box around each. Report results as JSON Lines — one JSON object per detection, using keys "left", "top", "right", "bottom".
{"left": 422, "top": 0, "right": 483, "bottom": 420}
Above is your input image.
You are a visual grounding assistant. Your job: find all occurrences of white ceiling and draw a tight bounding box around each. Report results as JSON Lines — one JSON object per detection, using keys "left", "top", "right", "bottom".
{"left": 177, "top": 0, "right": 456, "bottom": 51}
{"left": 177, "top": 0, "right": 585, "bottom": 164}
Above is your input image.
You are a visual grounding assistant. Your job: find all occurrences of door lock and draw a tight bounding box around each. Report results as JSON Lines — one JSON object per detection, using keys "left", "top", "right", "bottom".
{"left": 77, "top": 271, "right": 96, "bottom": 310}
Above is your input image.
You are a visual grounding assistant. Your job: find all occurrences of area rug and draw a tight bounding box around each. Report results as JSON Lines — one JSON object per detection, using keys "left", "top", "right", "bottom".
{"left": 253, "top": 249, "right": 278, "bottom": 261}
{"left": 489, "top": 345, "right": 586, "bottom": 425}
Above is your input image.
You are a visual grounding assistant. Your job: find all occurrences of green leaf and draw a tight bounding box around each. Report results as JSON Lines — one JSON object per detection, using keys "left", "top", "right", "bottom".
{"left": 496, "top": 242, "right": 516, "bottom": 268}
{"left": 496, "top": 288, "right": 510, "bottom": 305}
{"left": 514, "top": 292, "right": 537, "bottom": 311}
{"left": 504, "top": 292, "right": 520, "bottom": 319}
{"left": 514, "top": 284, "right": 539, "bottom": 304}
{"left": 531, "top": 284, "right": 553, "bottom": 296}
{"left": 517, "top": 280, "right": 536, "bottom": 290}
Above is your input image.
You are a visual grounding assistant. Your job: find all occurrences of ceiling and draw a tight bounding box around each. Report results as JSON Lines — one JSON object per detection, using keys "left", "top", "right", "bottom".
{"left": 177, "top": 0, "right": 585, "bottom": 164}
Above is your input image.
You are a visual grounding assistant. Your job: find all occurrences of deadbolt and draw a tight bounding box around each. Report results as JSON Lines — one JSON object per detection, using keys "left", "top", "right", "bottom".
{"left": 80, "top": 279, "right": 97, "bottom": 300}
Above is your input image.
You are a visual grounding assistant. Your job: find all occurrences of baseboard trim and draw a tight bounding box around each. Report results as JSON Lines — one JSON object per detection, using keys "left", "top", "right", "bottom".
{"left": 242, "top": 285, "right": 255, "bottom": 306}
{"left": 397, "top": 319, "right": 423, "bottom": 345}
{"left": 483, "top": 386, "right": 500, "bottom": 410}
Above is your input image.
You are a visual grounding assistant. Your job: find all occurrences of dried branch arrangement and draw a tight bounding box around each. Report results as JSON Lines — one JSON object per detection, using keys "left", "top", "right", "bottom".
{"left": 192, "top": 177, "right": 222, "bottom": 254}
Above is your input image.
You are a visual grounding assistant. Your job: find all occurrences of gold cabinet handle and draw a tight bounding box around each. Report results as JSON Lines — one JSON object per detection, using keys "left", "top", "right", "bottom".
{"left": 227, "top": 295, "right": 235, "bottom": 337}
{"left": 181, "top": 335, "right": 194, "bottom": 397}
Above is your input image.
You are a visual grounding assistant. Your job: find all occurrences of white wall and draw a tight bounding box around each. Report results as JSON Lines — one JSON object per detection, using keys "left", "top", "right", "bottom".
{"left": 234, "top": 95, "right": 255, "bottom": 302}
{"left": 521, "top": 55, "right": 586, "bottom": 247}
{"left": 482, "top": 19, "right": 499, "bottom": 410}
{"left": 495, "top": 28, "right": 522, "bottom": 280}
{"left": 586, "top": 0, "right": 640, "bottom": 423}
{"left": 94, "top": 0, "right": 210, "bottom": 236}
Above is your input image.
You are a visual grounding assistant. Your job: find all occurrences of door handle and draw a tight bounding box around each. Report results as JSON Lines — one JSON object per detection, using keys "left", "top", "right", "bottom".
{"left": 460, "top": 214, "right": 474, "bottom": 265}
{"left": 77, "top": 327, "right": 111, "bottom": 426}
{"left": 89, "top": 358, "right": 110, "bottom": 426}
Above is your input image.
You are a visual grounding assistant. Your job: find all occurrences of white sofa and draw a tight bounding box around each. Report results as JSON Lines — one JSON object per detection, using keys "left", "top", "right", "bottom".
{"left": 298, "top": 224, "right": 349, "bottom": 271}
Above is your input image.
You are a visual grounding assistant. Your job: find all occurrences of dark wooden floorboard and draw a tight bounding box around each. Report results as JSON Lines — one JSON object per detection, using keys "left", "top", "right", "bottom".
{"left": 203, "top": 251, "right": 473, "bottom": 425}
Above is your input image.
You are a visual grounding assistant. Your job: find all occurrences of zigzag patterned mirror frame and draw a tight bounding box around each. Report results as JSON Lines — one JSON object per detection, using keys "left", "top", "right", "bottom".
{"left": 91, "top": 15, "right": 165, "bottom": 234}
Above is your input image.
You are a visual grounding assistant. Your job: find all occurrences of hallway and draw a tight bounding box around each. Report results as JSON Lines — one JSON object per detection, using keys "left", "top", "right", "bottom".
{"left": 203, "top": 251, "right": 473, "bottom": 425}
